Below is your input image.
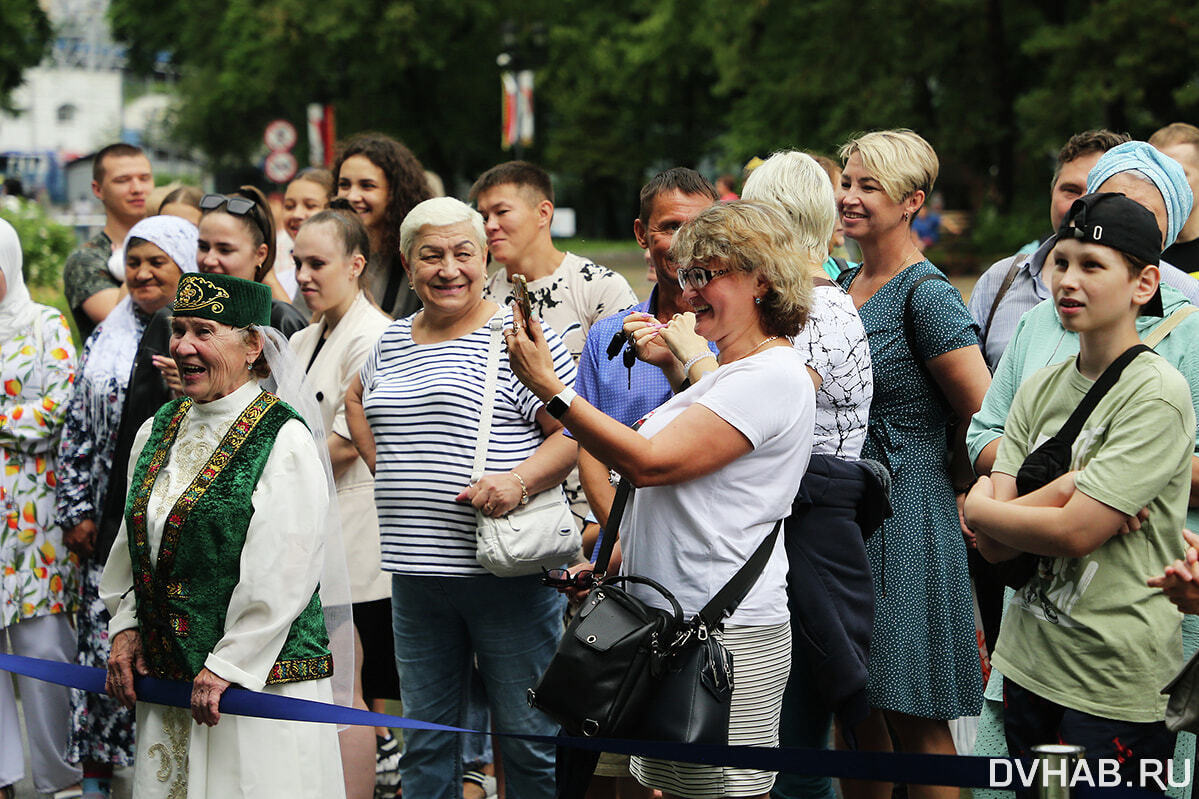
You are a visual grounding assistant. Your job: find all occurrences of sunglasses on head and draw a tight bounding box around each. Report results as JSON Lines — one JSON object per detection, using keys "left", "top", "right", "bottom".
{"left": 200, "top": 193, "right": 269, "bottom": 241}
{"left": 676, "top": 265, "right": 732, "bottom": 291}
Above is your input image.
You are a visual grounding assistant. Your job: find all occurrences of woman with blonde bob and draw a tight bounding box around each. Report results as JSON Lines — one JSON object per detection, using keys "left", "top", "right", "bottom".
{"left": 834, "top": 130, "right": 989, "bottom": 799}
{"left": 509, "top": 200, "right": 816, "bottom": 799}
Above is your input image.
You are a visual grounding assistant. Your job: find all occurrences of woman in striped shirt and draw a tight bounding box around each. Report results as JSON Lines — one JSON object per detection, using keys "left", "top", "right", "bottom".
{"left": 345, "top": 196, "right": 576, "bottom": 799}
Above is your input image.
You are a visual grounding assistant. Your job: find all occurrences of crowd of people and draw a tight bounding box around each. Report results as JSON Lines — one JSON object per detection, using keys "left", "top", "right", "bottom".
{"left": 2, "top": 120, "right": 1199, "bottom": 799}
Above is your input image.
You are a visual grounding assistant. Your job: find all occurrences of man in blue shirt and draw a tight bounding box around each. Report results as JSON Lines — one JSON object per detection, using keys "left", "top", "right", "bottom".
{"left": 575, "top": 168, "right": 717, "bottom": 531}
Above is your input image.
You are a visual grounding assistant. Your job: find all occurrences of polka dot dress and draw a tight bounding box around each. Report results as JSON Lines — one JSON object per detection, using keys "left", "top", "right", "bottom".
{"left": 838, "top": 260, "right": 984, "bottom": 719}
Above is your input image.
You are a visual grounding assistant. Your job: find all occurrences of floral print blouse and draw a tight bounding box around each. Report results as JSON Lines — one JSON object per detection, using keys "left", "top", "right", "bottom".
{"left": 0, "top": 306, "right": 78, "bottom": 626}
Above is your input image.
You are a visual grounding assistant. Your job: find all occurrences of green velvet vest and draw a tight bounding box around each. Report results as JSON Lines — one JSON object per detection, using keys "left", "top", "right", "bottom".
{"left": 125, "top": 390, "right": 332, "bottom": 684}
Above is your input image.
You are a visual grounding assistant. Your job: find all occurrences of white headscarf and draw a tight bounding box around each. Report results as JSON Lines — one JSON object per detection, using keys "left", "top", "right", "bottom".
{"left": 124, "top": 215, "right": 200, "bottom": 276}
{"left": 0, "top": 218, "right": 38, "bottom": 342}
{"left": 86, "top": 215, "right": 200, "bottom": 384}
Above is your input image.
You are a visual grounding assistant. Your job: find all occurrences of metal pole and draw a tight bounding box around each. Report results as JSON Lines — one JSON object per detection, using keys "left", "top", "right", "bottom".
{"left": 1033, "top": 743, "right": 1085, "bottom": 799}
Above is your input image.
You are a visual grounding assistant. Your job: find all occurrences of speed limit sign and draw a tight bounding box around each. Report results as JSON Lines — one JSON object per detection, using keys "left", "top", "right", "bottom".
{"left": 264, "top": 150, "right": 298, "bottom": 183}
{"left": 264, "top": 119, "right": 298, "bottom": 152}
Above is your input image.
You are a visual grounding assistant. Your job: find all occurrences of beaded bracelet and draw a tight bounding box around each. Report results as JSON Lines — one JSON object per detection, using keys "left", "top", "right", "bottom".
{"left": 682, "top": 351, "right": 716, "bottom": 374}
{"left": 510, "top": 471, "right": 529, "bottom": 505}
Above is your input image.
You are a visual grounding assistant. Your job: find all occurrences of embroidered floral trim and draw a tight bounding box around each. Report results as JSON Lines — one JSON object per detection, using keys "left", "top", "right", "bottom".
{"left": 146, "top": 705, "right": 189, "bottom": 799}
{"left": 268, "top": 653, "right": 334, "bottom": 684}
{"left": 172, "top": 275, "right": 230, "bottom": 315}
{"left": 128, "top": 400, "right": 192, "bottom": 677}
{"left": 156, "top": 392, "right": 278, "bottom": 578}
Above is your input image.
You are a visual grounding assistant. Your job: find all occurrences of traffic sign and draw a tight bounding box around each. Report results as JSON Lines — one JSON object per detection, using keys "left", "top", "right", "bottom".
{"left": 264, "top": 150, "right": 298, "bottom": 184}
{"left": 264, "top": 119, "right": 298, "bottom": 152}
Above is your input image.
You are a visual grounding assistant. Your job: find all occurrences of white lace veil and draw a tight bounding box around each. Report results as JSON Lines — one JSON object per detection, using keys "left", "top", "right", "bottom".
{"left": 255, "top": 324, "right": 355, "bottom": 713}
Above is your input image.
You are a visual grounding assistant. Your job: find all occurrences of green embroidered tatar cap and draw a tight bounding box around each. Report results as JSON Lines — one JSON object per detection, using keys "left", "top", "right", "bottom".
{"left": 172, "top": 273, "right": 271, "bottom": 328}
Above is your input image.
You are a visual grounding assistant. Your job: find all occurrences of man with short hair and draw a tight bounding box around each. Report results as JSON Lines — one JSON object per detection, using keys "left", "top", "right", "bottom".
{"left": 471, "top": 161, "right": 637, "bottom": 360}
{"left": 1151, "top": 122, "right": 1199, "bottom": 272}
{"left": 63, "top": 143, "right": 153, "bottom": 338}
{"left": 575, "top": 168, "right": 718, "bottom": 528}
{"left": 472, "top": 161, "right": 637, "bottom": 529}
{"left": 968, "top": 130, "right": 1199, "bottom": 370}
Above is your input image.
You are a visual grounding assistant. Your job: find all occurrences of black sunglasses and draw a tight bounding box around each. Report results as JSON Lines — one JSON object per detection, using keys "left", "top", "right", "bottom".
{"left": 540, "top": 567, "right": 597, "bottom": 591}
{"left": 200, "top": 193, "right": 269, "bottom": 242}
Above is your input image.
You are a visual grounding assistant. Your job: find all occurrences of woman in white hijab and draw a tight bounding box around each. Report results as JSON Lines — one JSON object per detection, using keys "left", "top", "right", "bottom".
{"left": 0, "top": 218, "right": 81, "bottom": 799}
{"left": 54, "top": 214, "right": 197, "bottom": 799}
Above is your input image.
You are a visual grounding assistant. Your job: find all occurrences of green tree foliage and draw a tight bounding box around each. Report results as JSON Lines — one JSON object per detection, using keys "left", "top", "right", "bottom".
{"left": 109, "top": 0, "right": 526, "bottom": 184}
{"left": 536, "top": 0, "right": 729, "bottom": 233}
{"left": 0, "top": 201, "right": 77, "bottom": 287}
{"left": 0, "top": 0, "right": 52, "bottom": 112}
{"left": 1016, "top": 0, "right": 1199, "bottom": 148}
{"left": 107, "top": 0, "right": 1199, "bottom": 244}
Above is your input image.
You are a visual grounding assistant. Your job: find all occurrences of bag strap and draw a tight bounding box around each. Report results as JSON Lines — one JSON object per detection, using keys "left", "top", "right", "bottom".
{"left": 470, "top": 314, "right": 505, "bottom": 483}
{"left": 592, "top": 477, "right": 632, "bottom": 577}
{"left": 904, "top": 272, "right": 952, "bottom": 412}
{"left": 980, "top": 257, "right": 1024, "bottom": 353}
{"left": 1144, "top": 305, "right": 1199, "bottom": 348}
{"left": 695, "top": 519, "right": 782, "bottom": 630}
{"left": 1054, "top": 344, "right": 1153, "bottom": 444}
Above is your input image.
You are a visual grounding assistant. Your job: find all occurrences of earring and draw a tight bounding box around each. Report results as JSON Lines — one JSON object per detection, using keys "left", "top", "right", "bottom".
{"left": 754, "top": 296, "right": 762, "bottom": 305}
{"left": 246, "top": 363, "right": 253, "bottom": 372}
{"left": 902, "top": 212, "right": 910, "bottom": 222}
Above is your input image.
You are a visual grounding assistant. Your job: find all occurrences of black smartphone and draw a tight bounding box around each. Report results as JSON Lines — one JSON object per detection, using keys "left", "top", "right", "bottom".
{"left": 513, "top": 274, "right": 532, "bottom": 331}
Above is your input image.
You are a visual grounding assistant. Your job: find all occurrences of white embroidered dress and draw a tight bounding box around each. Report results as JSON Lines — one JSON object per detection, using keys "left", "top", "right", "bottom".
{"left": 99, "top": 381, "right": 345, "bottom": 799}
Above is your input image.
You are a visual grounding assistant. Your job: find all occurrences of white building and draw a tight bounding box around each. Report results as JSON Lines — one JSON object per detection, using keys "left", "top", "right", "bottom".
{"left": 0, "top": 0, "right": 126, "bottom": 202}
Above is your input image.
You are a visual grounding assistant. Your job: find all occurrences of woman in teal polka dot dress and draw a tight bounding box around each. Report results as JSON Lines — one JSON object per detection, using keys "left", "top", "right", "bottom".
{"left": 836, "top": 130, "right": 991, "bottom": 799}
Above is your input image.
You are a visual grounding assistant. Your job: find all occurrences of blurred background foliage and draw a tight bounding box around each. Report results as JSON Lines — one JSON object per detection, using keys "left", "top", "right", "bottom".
{"left": 52, "top": 0, "right": 1199, "bottom": 260}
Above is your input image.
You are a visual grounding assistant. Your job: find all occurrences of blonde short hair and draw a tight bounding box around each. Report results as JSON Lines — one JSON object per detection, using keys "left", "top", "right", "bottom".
{"left": 670, "top": 200, "right": 812, "bottom": 337}
{"left": 742, "top": 150, "right": 836, "bottom": 262}
{"left": 1150, "top": 122, "right": 1199, "bottom": 151}
{"left": 399, "top": 197, "right": 487, "bottom": 262}
{"left": 839, "top": 129, "right": 939, "bottom": 204}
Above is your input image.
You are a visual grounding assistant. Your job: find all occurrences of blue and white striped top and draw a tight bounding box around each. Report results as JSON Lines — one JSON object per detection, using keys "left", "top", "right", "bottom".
{"left": 361, "top": 309, "right": 576, "bottom": 576}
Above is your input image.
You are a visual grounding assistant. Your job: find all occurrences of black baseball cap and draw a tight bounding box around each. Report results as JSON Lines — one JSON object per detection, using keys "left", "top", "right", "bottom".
{"left": 1058, "top": 192, "right": 1164, "bottom": 316}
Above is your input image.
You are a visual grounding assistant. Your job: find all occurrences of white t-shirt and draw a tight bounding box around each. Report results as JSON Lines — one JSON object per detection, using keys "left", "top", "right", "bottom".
{"left": 483, "top": 252, "right": 638, "bottom": 359}
{"left": 621, "top": 346, "right": 815, "bottom": 626}
{"left": 793, "top": 283, "right": 873, "bottom": 458}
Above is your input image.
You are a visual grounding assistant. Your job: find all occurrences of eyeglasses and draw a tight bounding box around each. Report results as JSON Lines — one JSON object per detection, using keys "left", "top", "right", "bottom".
{"left": 200, "top": 193, "right": 270, "bottom": 242}
{"left": 676, "top": 266, "right": 732, "bottom": 291}
{"left": 541, "top": 567, "right": 597, "bottom": 591}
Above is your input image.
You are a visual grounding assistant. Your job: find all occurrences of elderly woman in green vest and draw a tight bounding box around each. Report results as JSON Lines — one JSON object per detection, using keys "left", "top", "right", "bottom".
{"left": 98, "top": 273, "right": 346, "bottom": 799}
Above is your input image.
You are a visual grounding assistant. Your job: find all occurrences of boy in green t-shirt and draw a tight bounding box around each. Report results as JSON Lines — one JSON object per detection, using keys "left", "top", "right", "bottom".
{"left": 965, "top": 192, "right": 1196, "bottom": 791}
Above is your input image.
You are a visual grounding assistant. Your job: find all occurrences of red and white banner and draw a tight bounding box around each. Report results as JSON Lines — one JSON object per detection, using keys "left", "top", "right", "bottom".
{"left": 307, "top": 103, "right": 336, "bottom": 168}
{"left": 501, "top": 72, "right": 519, "bottom": 150}
{"left": 517, "top": 70, "right": 534, "bottom": 147}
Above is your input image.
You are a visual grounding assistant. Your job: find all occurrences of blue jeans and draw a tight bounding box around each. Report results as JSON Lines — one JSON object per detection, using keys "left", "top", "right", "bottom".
{"left": 391, "top": 573, "right": 564, "bottom": 799}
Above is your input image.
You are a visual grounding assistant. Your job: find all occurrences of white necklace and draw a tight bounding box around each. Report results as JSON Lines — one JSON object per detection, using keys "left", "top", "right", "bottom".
{"left": 724, "top": 335, "right": 779, "bottom": 364}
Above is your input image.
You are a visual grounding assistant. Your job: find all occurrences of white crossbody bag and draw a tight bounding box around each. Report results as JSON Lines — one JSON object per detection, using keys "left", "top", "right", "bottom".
{"left": 473, "top": 314, "right": 579, "bottom": 576}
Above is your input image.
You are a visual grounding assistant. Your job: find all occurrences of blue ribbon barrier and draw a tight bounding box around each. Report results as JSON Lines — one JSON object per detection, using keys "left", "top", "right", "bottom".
{"left": 0, "top": 653, "right": 1174, "bottom": 795}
